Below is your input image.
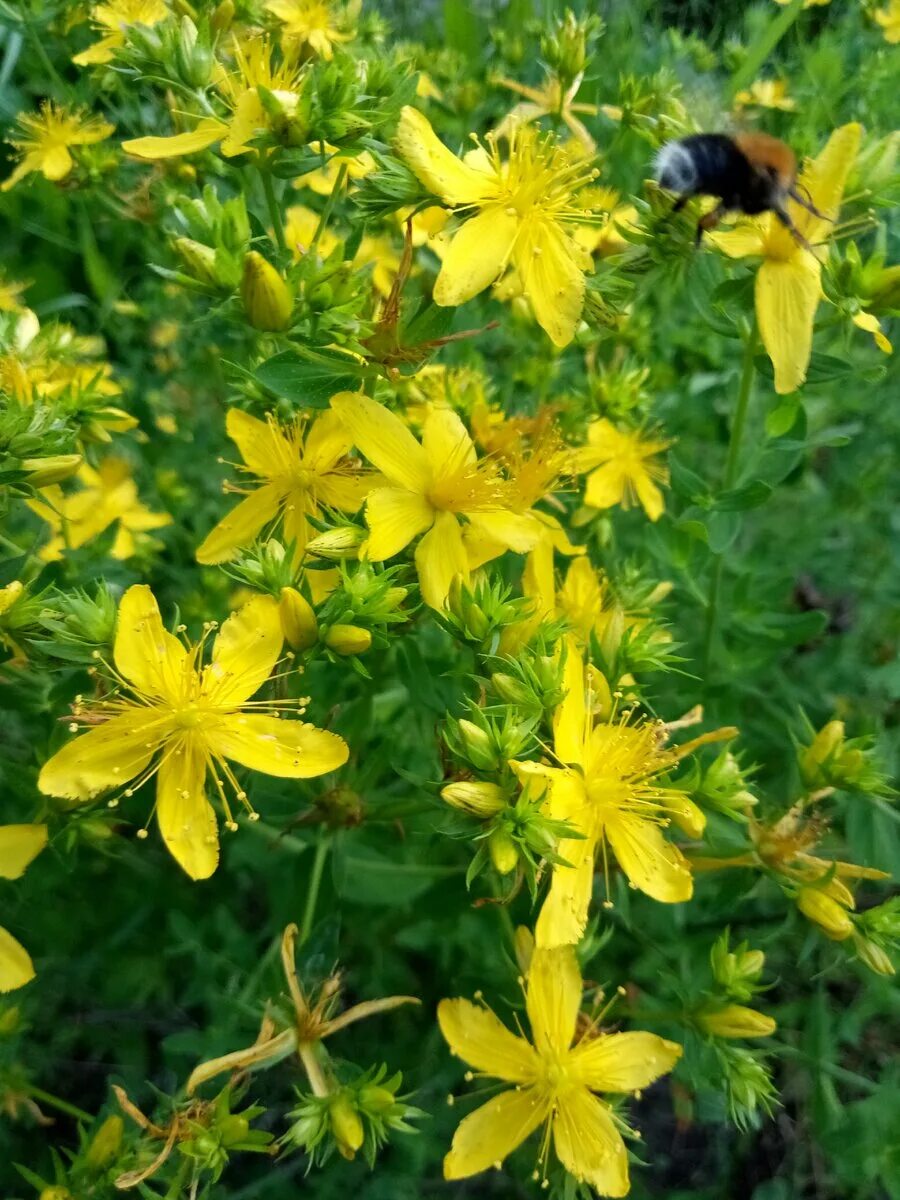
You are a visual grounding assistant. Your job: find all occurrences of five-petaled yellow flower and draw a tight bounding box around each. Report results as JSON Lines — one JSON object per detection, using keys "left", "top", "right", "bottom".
{"left": 0, "top": 825, "right": 48, "bottom": 993}
{"left": 712, "top": 123, "right": 861, "bottom": 394}
{"left": 573, "top": 419, "right": 670, "bottom": 522}
{"left": 439, "top": 944, "right": 682, "bottom": 1194}
{"left": 123, "top": 37, "right": 304, "bottom": 161}
{"left": 38, "top": 586, "right": 348, "bottom": 879}
{"left": 28, "top": 458, "right": 172, "bottom": 562}
{"left": 734, "top": 79, "right": 796, "bottom": 111}
{"left": 394, "top": 106, "right": 598, "bottom": 347}
{"left": 331, "top": 393, "right": 541, "bottom": 609}
{"left": 265, "top": 0, "right": 358, "bottom": 59}
{"left": 2, "top": 104, "right": 114, "bottom": 192}
{"left": 515, "top": 641, "right": 698, "bottom": 947}
{"left": 196, "top": 408, "right": 373, "bottom": 564}
{"left": 73, "top": 0, "right": 169, "bottom": 67}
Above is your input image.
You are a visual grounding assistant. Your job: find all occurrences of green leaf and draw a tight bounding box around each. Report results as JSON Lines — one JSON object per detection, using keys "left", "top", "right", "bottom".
{"left": 443, "top": 0, "right": 479, "bottom": 54}
{"left": 706, "top": 510, "right": 740, "bottom": 554}
{"left": 714, "top": 481, "right": 772, "bottom": 511}
{"left": 765, "top": 398, "right": 801, "bottom": 438}
{"left": 255, "top": 349, "right": 368, "bottom": 407}
{"left": 668, "top": 454, "right": 710, "bottom": 504}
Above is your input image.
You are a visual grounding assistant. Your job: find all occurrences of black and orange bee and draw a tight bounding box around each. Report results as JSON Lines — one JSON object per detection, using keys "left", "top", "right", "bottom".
{"left": 654, "top": 132, "right": 827, "bottom": 249}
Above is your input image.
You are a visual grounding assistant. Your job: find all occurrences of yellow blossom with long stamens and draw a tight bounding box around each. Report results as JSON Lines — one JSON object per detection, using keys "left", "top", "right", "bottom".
{"left": 438, "top": 944, "right": 682, "bottom": 1193}
{"left": 573, "top": 419, "right": 670, "bottom": 522}
{"left": 265, "top": 0, "right": 358, "bottom": 59}
{"left": 196, "top": 407, "right": 374, "bottom": 565}
{"left": 393, "top": 106, "right": 599, "bottom": 347}
{"left": 38, "top": 586, "right": 348, "bottom": 879}
{"left": 28, "top": 458, "right": 172, "bottom": 562}
{"left": 2, "top": 104, "right": 114, "bottom": 192}
{"left": 493, "top": 71, "right": 600, "bottom": 151}
{"left": 122, "top": 37, "right": 305, "bottom": 161}
{"left": 711, "top": 124, "right": 861, "bottom": 394}
{"left": 73, "top": 0, "right": 168, "bottom": 67}
{"left": 331, "top": 392, "right": 543, "bottom": 609}
{"left": 0, "top": 825, "right": 48, "bottom": 992}
{"left": 514, "top": 640, "right": 697, "bottom": 947}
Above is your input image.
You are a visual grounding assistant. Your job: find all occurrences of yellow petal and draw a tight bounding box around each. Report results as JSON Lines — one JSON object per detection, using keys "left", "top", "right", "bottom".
{"left": 756, "top": 253, "right": 822, "bottom": 394}
{"left": 853, "top": 310, "right": 892, "bottom": 354}
{"left": 709, "top": 222, "right": 767, "bottom": 259}
{"left": 207, "top": 714, "right": 348, "bottom": 778}
{"left": 606, "top": 815, "right": 693, "bottom": 902}
{"left": 315, "top": 472, "right": 376, "bottom": 512}
{"left": 423, "top": 408, "right": 477, "bottom": 475}
{"left": 331, "top": 393, "right": 430, "bottom": 493}
{"left": 437, "top": 998, "right": 539, "bottom": 1082}
{"left": 226, "top": 408, "right": 290, "bottom": 475}
{"left": 434, "top": 206, "right": 519, "bottom": 306}
{"left": 552, "top": 1088, "right": 629, "bottom": 1196}
{"left": 0, "top": 926, "right": 35, "bottom": 993}
{"left": 570, "top": 1031, "right": 682, "bottom": 1092}
{"left": 443, "top": 1087, "right": 548, "bottom": 1180}
{"left": 526, "top": 945, "right": 582, "bottom": 1054}
{"left": 202, "top": 594, "right": 282, "bottom": 707}
{"left": 536, "top": 832, "right": 596, "bottom": 948}
{"left": 415, "top": 509, "right": 468, "bottom": 608}
{"left": 114, "top": 584, "right": 188, "bottom": 701}
{"left": 584, "top": 462, "right": 626, "bottom": 509}
{"left": 42, "top": 144, "right": 74, "bottom": 182}
{"left": 122, "top": 119, "right": 227, "bottom": 160}
{"left": 38, "top": 710, "right": 164, "bottom": 802}
{"left": 798, "top": 123, "right": 861, "bottom": 244}
{"left": 465, "top": 510, "right": 543, "bottom": 552}
{"left": 365, "top": 487, "right": 434, "bottom": 559}
{"left": 195, "top": 482, "right": 284, "bottom": 564}
{"left": 515, "top": 221, "right": 586, "bottom": 348}
{"left": 302, "top": 408, "right": 354, "bottom": 471}
{"left": 156, "top": 740, "right": 218, "bottom": 880}
{"left": 554, "top": 640, "right": 587, "bottom": 766}
{"left": 0, "top": 825, "right": 48, "bottom": 880}
{"left": 633, "top": 470, "right": 665, "bottom": 521}
{"left": 394, "top": 106, "right": 495, "bottom": 206}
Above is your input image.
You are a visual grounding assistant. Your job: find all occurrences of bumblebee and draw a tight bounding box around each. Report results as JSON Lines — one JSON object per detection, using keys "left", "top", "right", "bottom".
{"left": 654, "top": 132, "right": 827, "bottom": 249}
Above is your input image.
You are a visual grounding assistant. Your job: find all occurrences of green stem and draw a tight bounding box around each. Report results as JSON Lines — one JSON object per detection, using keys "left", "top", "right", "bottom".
{"left": 310, "top": 162, "right": 348, "bottom": 257}
{"left": 299, "top": 834, "right": 330, "bottom": 945}
{"left": 24, "top": 1083, "right": 92, "bottom": 1122}
{"left": 704, "top": 321, "right": 758, "bottom": 676}
{"left": 24, "top": 13, "right": 67, "bottom": 95}
{"left": 729, "top": 0, "right": 806, "bottom": 99}
{"left": 260, "top": 167, "right": 287, "bottom": 257}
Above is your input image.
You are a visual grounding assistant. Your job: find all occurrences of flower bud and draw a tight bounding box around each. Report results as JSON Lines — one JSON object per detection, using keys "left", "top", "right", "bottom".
{"left": 329, "top": 1093, "right": 364, "bottom": 1159}
{"left": 175, "top": 16, "right": 214, "bottom": 88}
{"left": 441, "top": 780, "right": 505, "bottom": 817}
{"left": 800, "top": 720, "right": 845, "bottom": 787}
{"left": 22, "top": 454, "right": 82, "bottom": 486}
{"left": 667, "top": 794, "right": 706, "bottom": 838}
{"left": 488, "top": 827, "right": 519, "bottom": 875}
{"left": 699, "top": 1005, "right": 776, "bottom": 1039}
{"left": 241, "top": 251, "right": 293, "bottom": 332}
{"left": 219, "top": 1114, "right": 251, "bottom": 1145}
{"left": 324, "top": 624, "right": 372, "bottom": 656}
{"left": 358, "top": 1084, "right": 396, "bottom": 1114}
{"left": 0, "top": 580, "right": 23, "bottom": 617}
{"left": 306, "top": 526, "right": 366, "bottom": 560}
{"left": 174, "top": 237, "right": 220, "bottom": 286}
{"left": 85, "top": 1114, "right": 124, "bottom": 1168}
{"left": 490, "top": 672, "right": 533, "bottom": 707}
{"left": 455, "top": 719, "right": 498, "bottom": 771}
{"left": 797, "top": 887, "right": 854, "bottom": 940}
{"left": 0, "top": 1005, "right": 21, "bottom": 1035}
{"left": 514, "top": 925, "right": 534, "bottom": 975}
{"left": 211, "top": 0, "right": 235, "bottom": 34}
{"left": 854, "top": 937, "right": 895, "bottom": 976}
{"left": 279, "top": 587, "right": 318, "bottom": 650}
{"left": 40, "top": 1191, "right": 74, "bottom": 1200}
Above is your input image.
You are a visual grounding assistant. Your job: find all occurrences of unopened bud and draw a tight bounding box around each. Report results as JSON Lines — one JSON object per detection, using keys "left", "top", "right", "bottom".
{"left": 85, "top": 1115, "right": 124, "bottom": 1168}
{"left": 514, "top": 925, "right": 534, "bottom": 975}
{"left": 854, "top": 937, "right": 895, "bottom": 976}
{"left": 279, "top": 587, "right": 318, "bottom": 650}
{"left": 174, "top": 237, "right": 220, "bottom": 286}
{"left": 440, "top": 780, "right": 505, "bottom": 817}
{"left": 324, "top": 624, "right": 372, "bottom": 655}
{"left": 699, "top": 1005, "right": 776, "bottom": 1039}
{"left": 306, "top": 526, "right": 367, "bottom": 560}
{"left": 488, "top": 827, "right": 519, "bottom": 875}
{"left": 0, "top": 580, "right": 23, "bottom": 617}
{"left": 175, "top": 16, "right": 214, "bottom": 88}
{"left": 241, "top": 251, "right": 293, "bottom": 332}
{"left": 358, "top": 1084, "right": 396, "bottom": 1114}
{"left": 456, "top": 719, "right": 498, "bottom": 771}
{"left": 22, "top": 454, "right": 82, "bottom": 486}
{"left": 329, "top": 1093, "right": 364, "bottom": 1158}
{"left": 667, "top": 794, "right": 706, "bottom": 838}
{"left": 211, "top": 0, "right": 235, "bottom": 34}
{"left": 797, "top": 887, "right": 854, "bottom": 940}
{"left": 490, "top": 672, "right": 533, "bottom": 707}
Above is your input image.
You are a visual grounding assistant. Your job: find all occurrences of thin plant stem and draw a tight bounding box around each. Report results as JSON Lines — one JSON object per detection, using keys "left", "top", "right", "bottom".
{"left": 24, "top": 1083, "right": 93, "bottom": 1122}
{"left": 261, "top": 167, "right": 287, "bottom": 256}
{"left": 299, "top": 834, "right": 330, "bottom": 946}
{"left": 729, "top": 0, "right": 806, "bottom": 99}
{"left": 704, "top": 320, "right": 759, "bottom": 676}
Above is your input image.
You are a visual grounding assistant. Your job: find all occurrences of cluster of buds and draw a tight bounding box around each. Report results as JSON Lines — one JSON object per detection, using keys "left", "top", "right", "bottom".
{"left": 540, "top": 9, "right": 603, "bottom": 89}
{"left": 113, "top": 12, "right": 223, "bottom": 90}
{"left": 697, "top": 932, "right": 775, "bottom": 1041}
{"left": 486, "top": 644, "right": 566, "bottom": 720}
{"left": 695, "top": 747, "right": 758, "bottom": 820}
{"left": 14, "top": 1114, "right": 126, "bottom": 1198}
{"left": 0, "top": 399, "right": 81, "bottom": 496}
{"left": 444, "top": 707, "right": 537, "bottom": 774}
{"left": 440, "top": 575, "right": 532, "bottom": 652}
{"left": 798, "top": 719, "right": 887, "bottom": 795}
{"left": 717, "top": 1044, "right": 779, "bottom": 1132}
{"left": 170, "top": 186, "right": 250, "bottom": 294}
{"left": 32, "top": 582, "right": 118, "bottom": 665}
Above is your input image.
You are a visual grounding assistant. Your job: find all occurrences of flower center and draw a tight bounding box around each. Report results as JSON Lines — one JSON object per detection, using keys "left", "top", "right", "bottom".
{"left": 172, "top": 704, "right": 205, "bottom": 729}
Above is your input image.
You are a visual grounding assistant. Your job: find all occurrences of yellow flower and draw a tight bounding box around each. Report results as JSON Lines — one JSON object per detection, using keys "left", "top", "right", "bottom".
{"left": 27, "top": 458, "right": 171, "bottom": 562}
{"left": 73, "top": 0, "right": 169, "bottom": 67}
{"left": 515, "top": 641, "right": 696, "bottom": 947}
{"left": 711, "top": 124, "right": 861, "bottom": 394}
{"left": 298, "top": 143, "right": 375, "bottom": 196}
{"left": 573, "top": 418, "right": 670, "bottom": 521}
{"left": 264, "top": 0, "right": 358, "bottom": 59}
{"left": 0, "top": 274, "right": 28, "bottom": 313}
{"left": 394, "top": 106, "right": 598, "bottom": 347}
{"left": 2, "top": 104, "right": 114, "bottom": 191}
{"left": 285, "top": 204, "right": 341, "bottom": 259}
{"left": 492, "top": 71, "right": 599, "bottom": 151}
{"left": 196, "top": 408, "right": 373, "bottom": 564}
{"left": 556, "top": 557, "right": 667, "bottom": 661}
{"left": 330, "top": 393, "right": 541, "bottom": 609}
{"left": 874, "top": 0, "right": 900, "bottom": 42}
{"left": 852, "top": 310, "right": 892, "bottom": 354}
{"left": 574, "top": 190, "right": 640, "bottom": 257}
{"left": 122, "top": 37, "right": 304, "bottom": 161}
{"left": 734, "top": 79, "right": 796, "bottom": 111}
{"left": 0, "top": 824, "right": 48, "bottom": 993}
{"left": 38, "top": 586, "right": 348, "bottom": 879}
{"left": 438, "top": 945, "right": 681, "bottom": 1192}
